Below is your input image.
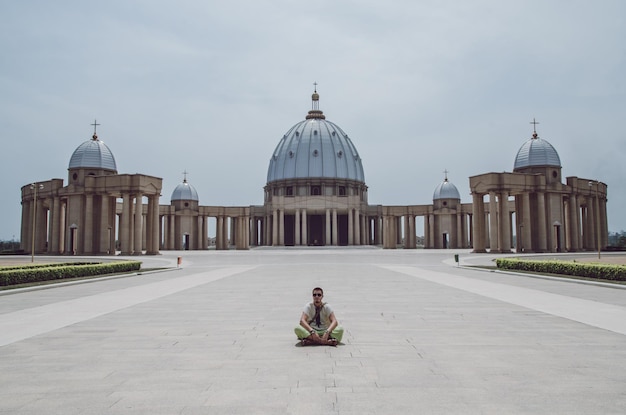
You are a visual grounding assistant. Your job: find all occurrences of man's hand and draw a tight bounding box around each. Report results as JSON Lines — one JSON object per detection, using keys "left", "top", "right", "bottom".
{"left": 309, "top": 331, "right": 323, "bottom": 344}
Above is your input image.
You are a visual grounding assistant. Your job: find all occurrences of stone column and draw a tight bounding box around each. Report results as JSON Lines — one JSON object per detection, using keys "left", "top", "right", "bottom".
{"left": 354, "top": 209, "right": 361, "bottom": 246}
{"left": 488, "top": 192, "right": 498, "bottom": 252}
{"left": 302, "top": 209, "right": 308, "bottom": 246}
{"left": 588, "top": 198, "right": 596, "bottom": 250}
{"left": 361, "top": 214, "right": 370, "bottom": 245}
{"left": 272, "top": 210, "right": 278, "bottom": 246}
{"left": 423, "top": 215, "right": 430, "bottom": 248}
{"left": 229, "top": 217, "right": 235, "bottom": 247}
{"left": 245, "top": 216, "right": 250, "bottom": 248}
{"left": 568, "top": 195, "right": 579, "bottom": 251}
{"left": 348, "top": 209, "right": 354, "bottom": 245}
{"left": 223, "top": 216, "right": 230, "bottom": 249}
{"left": 332, "top": 209, "right": 337, "bottom": 246}
{"left": 405, "top": 215, "right": 413, "bottom": 248}
{"left": 120, "top": 193, "right": 132, "bottom": 255}
{"left": 202, "top": 216, "right": 208, "bottom": 250}
{"left": 145, "top": 200, "right": 152, "bottom": 252}
{"left": 472, "top": 193, "right": 486, "bottom": 253}
{"left": 428, "top": 214, "right": 435, "bottom": 249}
{"left": 456, "top": 213, "right": 463, "bottom": 249}
{"left": 58, "top": 201, "right": 66, "bottom": 254}
{"left": 382, "top": 216, "right": 392, "bottom": 248}
{"left": 598, "top": 197, "right": 609, "bottom": 248}
{"left": 295, "top": 209, "right": 301, "bottom": 246}
{"left": 50, "top": 197, "right": 61, "bottom": 254}
{"left": 522, "top": 192, "right": 531, "bottom": 252}
{"left": 133, "top": 194, "right": 143, "bottom": 254}
{"left": 394, "top": 216, "right": 402, "bottom": 249}
{"left": 324, "top": 208, "right": 333, "bottom": 245}
{"left": 537, "top": 192, "right": 547, "bottom": 252}
{"left": 564, "top": 197, "right": 572, "bottom": 251}
{"left": 278, "top": 209, "right": 285, "bottom": 246}
{"left": 84, "top": 194, "right": 93, "bottom": 254}
{"left": 498, "top": 192, "right": 511, "bottom": 252}
{"left": 249, "top": 217, "right": 255, "bottom": 247}
{"left": 264, "top": 214, "right": 269, "bottom": 246}
{"left": 467, "top": 213, "right": 473, "bottom": 249}
{"left": 99, "top": 195, "right": 110, "bottom": 254}
{"left": 168, "top": 214, "right": 176, "bottom": 250}
{"left": 216, "top": 216, "right": 224, "bottom": 250}
{"left": 20, "top": 200, "right": 29, "bottom": 252}
{"left": 152, "top": 196, "right": 160, "bottom": 254}
{"left": 34, "top": 198, "right": 47, "bottom": 253}
{"left": 147, "top": 196, "right": 159, "bottom": 254}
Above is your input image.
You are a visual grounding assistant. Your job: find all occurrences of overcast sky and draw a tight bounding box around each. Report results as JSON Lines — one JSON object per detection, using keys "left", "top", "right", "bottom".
{"left": 1, "top": 0, "right": 625, "bottom": 241}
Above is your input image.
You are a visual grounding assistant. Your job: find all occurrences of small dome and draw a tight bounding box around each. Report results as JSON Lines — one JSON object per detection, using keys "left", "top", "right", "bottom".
{"left": 433, "top": 177, "right": 461, "bottom": 200}
{"left": 171, "top": 179, "right": 199, "bottom": 202}
{"left": 267, "top": 90, "right": 365, "bottom": 184}
{"left": 68, "top": 133, "right": 117, "bottom": 171}
{"left": 514, "top": 132, "right": 561, "bottom": 170}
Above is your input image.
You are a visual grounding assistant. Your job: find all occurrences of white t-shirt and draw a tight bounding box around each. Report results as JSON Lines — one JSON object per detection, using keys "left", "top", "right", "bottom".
{"left": 303, "top": 302, "right": 334, "bottom": 331}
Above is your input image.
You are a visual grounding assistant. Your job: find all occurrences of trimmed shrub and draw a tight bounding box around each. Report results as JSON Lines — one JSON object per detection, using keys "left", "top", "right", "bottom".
{"left": 496, "top": 258, "right": 626, "bottom": 281}
{"left": 0, "top": 261, "right": 142, "bottom": 286}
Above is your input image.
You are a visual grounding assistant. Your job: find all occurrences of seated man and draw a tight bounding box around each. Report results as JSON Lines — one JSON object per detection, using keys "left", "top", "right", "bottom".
{"left": 295, "top": 287, "right": 344, "bottom": 346}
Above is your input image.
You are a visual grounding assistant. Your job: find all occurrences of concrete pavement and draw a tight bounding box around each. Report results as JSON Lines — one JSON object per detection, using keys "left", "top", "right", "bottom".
{"left": 1, "top": 248, "right": 626, "bottom": 414}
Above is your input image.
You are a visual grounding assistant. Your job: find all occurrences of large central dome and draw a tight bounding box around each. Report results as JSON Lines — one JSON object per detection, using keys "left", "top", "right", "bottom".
{"left": 266, "top": 90, "right": 365, "bottom": 184}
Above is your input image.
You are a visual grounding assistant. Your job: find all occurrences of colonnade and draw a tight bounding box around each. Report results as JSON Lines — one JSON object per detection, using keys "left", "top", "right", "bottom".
{"left": 159, "top": 210, "right": 250, "bottom": 251}
{"left": 471, "top": 188, "right": 608, "bottom": 253}
{"left": 255, "top": 208, "right": 374, "bottom": 246}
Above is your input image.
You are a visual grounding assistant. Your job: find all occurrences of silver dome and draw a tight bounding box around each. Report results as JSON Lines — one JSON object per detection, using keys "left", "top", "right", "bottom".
{"left": 514, "top": 133, "right": 561, "bottom": 170}
{"left": 433, "top": 178, "right": 461, "bottom": 200}
{"left": 68, "top": 134, "right": 117, "bottom": 171}
{"left": 267, "top": 92, "right": 365, "bottom": 184}
{"left": 171, "top": 179, "right": 199, "bottom": 202}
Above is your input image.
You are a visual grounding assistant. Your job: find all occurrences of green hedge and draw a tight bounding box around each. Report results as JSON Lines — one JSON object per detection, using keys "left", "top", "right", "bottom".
{"left": 0, "top": 262, "right": 100, "bottom": 272}
{"left": 496, "top": 258, "right": 626, "bottom": 281}
{"left": 0, "top": 261, "right": 142, "bottom": 286}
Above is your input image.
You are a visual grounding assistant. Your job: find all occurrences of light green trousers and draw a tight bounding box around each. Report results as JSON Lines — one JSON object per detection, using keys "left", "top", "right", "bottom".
{"left": 294, "top": 326, "right": 344, "bottom": 343}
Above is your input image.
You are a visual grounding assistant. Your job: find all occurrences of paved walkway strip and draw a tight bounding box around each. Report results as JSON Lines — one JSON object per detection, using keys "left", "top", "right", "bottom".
{"left": 384, "top": 265, "right": 626, "bottom": 336}
{"left": 0, "top": 266, "right": 256, "bottom": 347}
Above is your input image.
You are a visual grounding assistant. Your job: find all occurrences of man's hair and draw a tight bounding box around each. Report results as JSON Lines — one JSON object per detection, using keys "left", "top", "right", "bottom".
{"left": 312, "top": 287, "right": 324, "bottom": 295}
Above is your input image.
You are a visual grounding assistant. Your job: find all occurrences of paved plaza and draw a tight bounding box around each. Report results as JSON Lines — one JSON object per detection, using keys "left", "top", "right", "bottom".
{"left": 1, "top": 248, "right": 626, "bottom": 414}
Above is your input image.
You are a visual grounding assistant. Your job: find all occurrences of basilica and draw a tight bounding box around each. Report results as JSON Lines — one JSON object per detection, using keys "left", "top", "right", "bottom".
{"left": 20, "top": 90, "right": 608, "bottom": 254}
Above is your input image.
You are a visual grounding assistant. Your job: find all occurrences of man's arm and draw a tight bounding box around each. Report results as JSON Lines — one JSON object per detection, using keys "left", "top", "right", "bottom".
{"left": 299, "top": 312, "right": 314, "bottom": 332}
{"left": 322, "top": 312, "right": 339, "bottom": 341}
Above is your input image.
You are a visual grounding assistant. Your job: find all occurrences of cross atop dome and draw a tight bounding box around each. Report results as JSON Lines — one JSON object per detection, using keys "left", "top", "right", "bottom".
{"left": 306, "top": 82, "right": 325, "bottom": 120}
{"left": 530, "top": 118, "right": 540, "bottom": 139}
{"left": 91, "top": 119, "right": 100, "bottom": 140}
